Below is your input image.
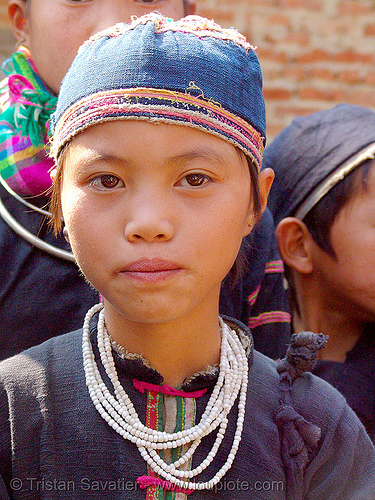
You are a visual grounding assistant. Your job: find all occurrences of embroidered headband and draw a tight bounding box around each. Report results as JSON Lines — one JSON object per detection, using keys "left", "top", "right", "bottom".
{"left": 50, "top": 14, "right": 266, "bottom": 170}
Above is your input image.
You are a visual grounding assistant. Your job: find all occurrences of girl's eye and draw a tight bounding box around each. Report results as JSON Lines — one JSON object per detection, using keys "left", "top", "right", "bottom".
{"left": 89, "top": 174, "right": 124, "bottom": 190}
{"left": 180, "top": 173, "right": 211, "bottom": 187}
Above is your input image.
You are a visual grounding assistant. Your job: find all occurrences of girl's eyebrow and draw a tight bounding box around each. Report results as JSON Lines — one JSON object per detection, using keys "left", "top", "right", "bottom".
{"left": 168, "top": 148, "right": 228, "bottom": 167}
{"left": 74, "top": 147, "right": 228, "bottom": 168}
{"left": 73, "top": 150, "right": 131, "bottom": 169}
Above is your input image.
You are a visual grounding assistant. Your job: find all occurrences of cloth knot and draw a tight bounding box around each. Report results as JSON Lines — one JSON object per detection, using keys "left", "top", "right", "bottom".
{"left": 276, "top": 404, "right": 321, "bottom": 455}
{"left": 276, "top": 332, "right": 325, "bottom": 498}
{"left": 275, "top": 403, "right": 321, "bottom": 499}
{"left": 277, "top": 331, "right": 328, "bottom": 381}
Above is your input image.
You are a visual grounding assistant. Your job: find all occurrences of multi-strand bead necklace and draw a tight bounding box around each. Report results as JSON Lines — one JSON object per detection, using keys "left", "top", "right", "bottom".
{"left": 82, "top": 303, "right": 249, "bottom": 491}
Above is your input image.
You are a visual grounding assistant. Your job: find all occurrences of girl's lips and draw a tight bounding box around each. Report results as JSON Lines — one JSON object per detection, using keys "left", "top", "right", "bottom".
{"left": 124, "top": 258, "right": 181, "bottom": 272}
{"left": 120, "top": 259, "right": 183, "bottom": 283}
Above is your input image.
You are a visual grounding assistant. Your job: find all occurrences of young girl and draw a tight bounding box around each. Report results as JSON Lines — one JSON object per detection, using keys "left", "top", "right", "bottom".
{"left": 0, "top": 0, "right": 290, "bottom": 361}
{"left": 0, "top": 14, "right": 373, "bottom": 500}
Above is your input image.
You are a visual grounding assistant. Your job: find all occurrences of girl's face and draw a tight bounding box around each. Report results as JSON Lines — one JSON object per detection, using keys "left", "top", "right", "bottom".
{"left": 60, "top": 121, "right": 272, "bottom": 326}
{"left": 9, "top": 0, "right": 196, "bottom": 94}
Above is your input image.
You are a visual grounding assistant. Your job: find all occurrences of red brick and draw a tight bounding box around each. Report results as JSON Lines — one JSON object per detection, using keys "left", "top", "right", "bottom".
{"left": 263, "top": 88, "right": 293, "bottom": 100}
{"left": 274, "top": 105, "right": 322, "bottom": 118}
{"left": 197, "top": 9, "right": 234, "bottom": 24}
{"left": 348, "top": 90, "right": 375, "bottom": 108}
{"left": 338, "top": 1, "right": 373, "bottom": 16}
{"left": 311, "top": 68, "right": 337, "bottom": 81}
{"left": 267, "top": 13, "right": 290, "bottom": 26}
{"left": 265, "top": 67, "right": 284, "bottom": 80}
{"left": 257, "top": 48, "right": 289, "bottom": 64}
{"left": 338, "top": 70, "right": 363, "bottom": 85}
{"left": 243, "top": 0, "right": 275, "bottom": 6}
{"left": 283, "top": 67, "right": 308, "bottom": 81}
{"left": 320, "top": 19, "right": 350, "bottom": 36}
{"left": 299, "top": 88, "right": 346, "bottom": 101}
{"left": 365, "top": 72, "right": 375, "bottom": 85}
{"left": 365, "top": 24, "right": 375, "bottom": 36}
{"left": 241, "top": 29, "right": 254, "bottom": 43}
{"left": 284, "top": 33, "right": 310, "bottom": 45}
{"left": 335, "top": 50, "right": 375, "bottom": 64}
{"left": 265, "top": 124, "right": 286, "bottom": 141}
{"left": 279, "top": 0, "right": 322, "bottom": 10}
{"left": 296, "top": 49, "right": 331, "bottom": 63}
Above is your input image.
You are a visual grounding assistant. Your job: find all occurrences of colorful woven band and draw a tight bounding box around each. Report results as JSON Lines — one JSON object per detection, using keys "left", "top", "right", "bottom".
{"left": 51, "top": 87, "right": 264, "bottom": 170}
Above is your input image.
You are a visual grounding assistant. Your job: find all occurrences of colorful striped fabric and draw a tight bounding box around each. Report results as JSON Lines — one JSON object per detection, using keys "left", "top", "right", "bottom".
{"left": 247, "top": 285, "right": 261, "bottom": 307}
{"left": 247, "top": 258, "right": 291, "bottom": 330}
{"left": 265, "top": 259, "right": 285, "bottom": 274}
{"left": 248, "top": 311, "right": 291, "bottom": 329}
{"left": 140, "top": 386, "right": 197, "bottom": 499}
{"left": 0, "top": 47, "right": 57, "bottom": 197}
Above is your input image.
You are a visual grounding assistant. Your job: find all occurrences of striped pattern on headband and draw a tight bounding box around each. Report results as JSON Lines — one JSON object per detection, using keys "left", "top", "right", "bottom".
{"left": 51, "top": 87, "right": 264, "bottom": 170}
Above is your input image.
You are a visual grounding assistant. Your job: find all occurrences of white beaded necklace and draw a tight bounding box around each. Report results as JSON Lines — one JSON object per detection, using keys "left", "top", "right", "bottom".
{"left": 82, "top": 303, "right": 249, "bottom": 491}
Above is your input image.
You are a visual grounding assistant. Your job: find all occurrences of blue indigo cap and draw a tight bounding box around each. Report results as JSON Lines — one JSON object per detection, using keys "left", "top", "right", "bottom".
{"left": 50, "top": 14, "right": 266, "bottom": 170}
{"left": 264, "top": 104, "right": 375, "bottom": 224}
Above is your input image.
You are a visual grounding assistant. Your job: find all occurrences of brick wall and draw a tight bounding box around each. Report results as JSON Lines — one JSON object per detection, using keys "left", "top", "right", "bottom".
{"left": 1, "top": 0, "right": 375, "bottom": 140}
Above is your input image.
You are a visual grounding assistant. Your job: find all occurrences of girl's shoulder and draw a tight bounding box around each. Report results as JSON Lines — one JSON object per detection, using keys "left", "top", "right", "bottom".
{"left": 0, "top": 329, "right": 84, "bottom": 389}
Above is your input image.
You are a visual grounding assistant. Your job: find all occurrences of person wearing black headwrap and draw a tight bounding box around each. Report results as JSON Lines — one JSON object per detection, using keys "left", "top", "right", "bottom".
{"left": 264, "top": 103, "right": 375, "bottom": 441}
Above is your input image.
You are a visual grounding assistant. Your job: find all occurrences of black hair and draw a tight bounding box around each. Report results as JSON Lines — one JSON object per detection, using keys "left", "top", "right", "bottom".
{"left": 225, "top": 155, "right": 262, "bottom": 286}
{"left": 287, "top": 157, "right": 375, "bottom": 316}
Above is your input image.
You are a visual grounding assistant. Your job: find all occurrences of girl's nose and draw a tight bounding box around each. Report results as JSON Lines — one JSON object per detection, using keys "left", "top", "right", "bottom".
{"left": 125, "top": 220, "right": 174, "bottom": 243}
{"left": 124, "top": 196, "right": 174, "bottom": 243}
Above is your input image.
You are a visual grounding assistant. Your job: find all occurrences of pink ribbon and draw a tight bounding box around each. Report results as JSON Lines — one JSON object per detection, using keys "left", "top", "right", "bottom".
{"left": 133, "top": 379, "right": 207, "bottom": 398}
{"left": 137, "top": 475, "right": 194, "bottom": 494}
{"left": 8, "top": 74, "right": 38, "bottom": 107}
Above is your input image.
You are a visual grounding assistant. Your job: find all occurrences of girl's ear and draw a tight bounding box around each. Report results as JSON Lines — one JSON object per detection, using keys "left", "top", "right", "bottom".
{"left": 243, "top": 167, "right": 274, "bottom": 236}
{"left": 258, "top": 167, "right": 274, "bottom": 213}
{"left": 276, "top": 217, "right": 314, "bottom": 274}
{"left": 8, "top": 0, "right": 29, "bottom": 44}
